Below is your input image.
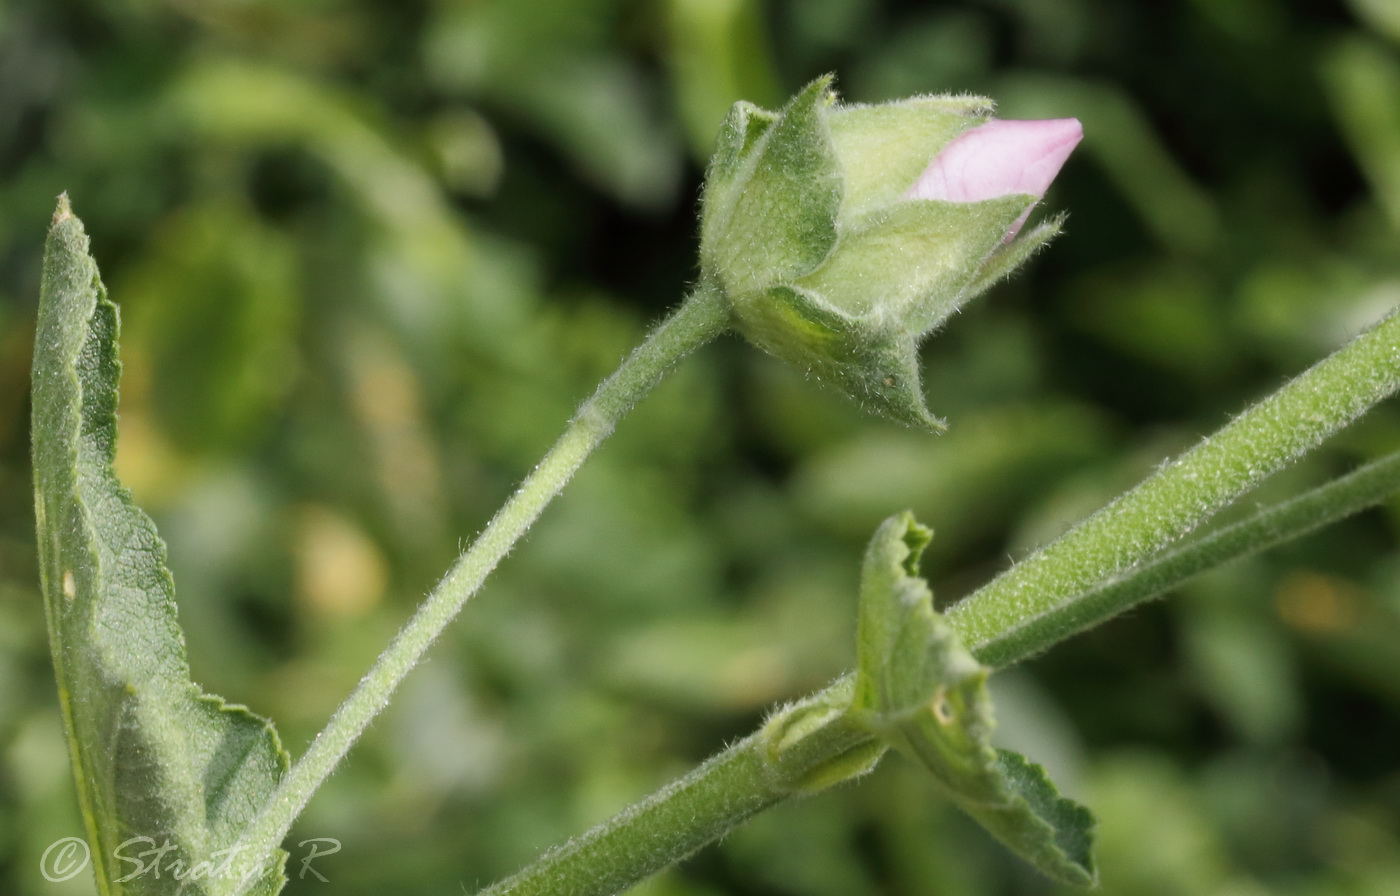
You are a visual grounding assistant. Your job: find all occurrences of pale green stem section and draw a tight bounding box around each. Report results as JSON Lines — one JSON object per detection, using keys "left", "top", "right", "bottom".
{"left": 471, "top": 307, "right": 1400, "bottom": 896}
{"left": 481, "top": 737, "right": 785, "bottom": 896}
{"left": 947, "top": 307, "right": 1400, "bottom": 652}
{"left": 480, "top": 684, "right": 880, "bottom": 896}
{"left": 973, "top": 447, "right": 1400, "bottom": 667}
{"left": 224, "top": 284, "right": 730, "bottom": 896}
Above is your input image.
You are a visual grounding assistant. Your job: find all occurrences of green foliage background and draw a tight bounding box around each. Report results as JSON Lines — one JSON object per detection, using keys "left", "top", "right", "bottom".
{"left": 3, "top": 1, "right": 1400, "bottom": 894}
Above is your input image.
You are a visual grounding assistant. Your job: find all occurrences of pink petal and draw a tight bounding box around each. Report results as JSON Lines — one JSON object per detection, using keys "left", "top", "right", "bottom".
{"left": 906, "top": 118, "right": 1083, "bottom": 205}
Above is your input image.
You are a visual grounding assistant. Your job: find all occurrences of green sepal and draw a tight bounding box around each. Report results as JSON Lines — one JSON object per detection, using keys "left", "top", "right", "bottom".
{"left": 797, "top": 195, "right": 1034, "bottom": 327}
{"left": 32, "top": 197, "right": 289, "bottom": 896}
{"left": 700, "top": 76, "right": 842, "bottom": 296}
{"left": 828, "top": 95, "right": 993, "bottom": 218}
{"left": 696, "top": 79, "right": 1075, "bottom": 430}
{"left": 737, "top": 285, "right": 943, "bottom": 430}
{"left": 962, "top": 213, "right": 1066, "bottom": 300}
{"left": 701, "top": 100, "right": 778, "bottom": 220}
{"left": 850, "top": 513, "right": 1098, "bottom": 887}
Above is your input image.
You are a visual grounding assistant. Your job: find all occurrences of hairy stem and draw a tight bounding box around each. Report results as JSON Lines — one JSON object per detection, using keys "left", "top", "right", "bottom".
{"left": 224, "top": 283, "right": 730, "bottom": 896}
{"left": 480, "top": 684, "right": 882, "bottom": 896}
{"left": 479, "top": 447, "right": 1400, "bottom": 896}
{"left": 469, "top": 308, "right": 1400, "bottom": 896}
{"left": 973, "top": 447, "right": 1400, "bottom": 666}
{"left": 948, "top": 307, "right": 1400, "bottom": 653}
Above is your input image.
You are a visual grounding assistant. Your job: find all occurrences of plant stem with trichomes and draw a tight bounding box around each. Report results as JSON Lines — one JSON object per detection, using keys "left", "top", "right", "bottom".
{"left": 223, "top": 282, "right": 730, "bottom": 896}
{"left": 477, "top": 307, "right": 1400, "bottom": 896}
{"left": 947, "top": 306, "right": 1400, "bottom": 656}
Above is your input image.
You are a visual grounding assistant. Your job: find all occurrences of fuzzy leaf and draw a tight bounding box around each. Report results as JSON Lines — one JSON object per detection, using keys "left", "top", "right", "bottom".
{"left": 32, "top": 196, "right": 288, "bottom": 896}
{"left": 961, "top": 213, "right": 1066, "bottom": 300}
{"left": 851, "top": 513, "right": 1097, "bottom": 887}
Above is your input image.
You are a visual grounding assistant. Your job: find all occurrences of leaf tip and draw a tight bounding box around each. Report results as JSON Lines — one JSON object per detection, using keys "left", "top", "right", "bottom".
{"left": 53, "top": 193, "right": 73, "bottom": 226}
{"left": 887, "top": 510, "right": 933, "bottom": 576}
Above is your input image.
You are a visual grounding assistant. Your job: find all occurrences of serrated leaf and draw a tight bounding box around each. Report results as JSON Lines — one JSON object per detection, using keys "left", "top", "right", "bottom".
{"left": 851, "top": 513, "right": 1097, "bottom": 887}
{"left": 32, "top": 196, "right": 289, "bottom": 896}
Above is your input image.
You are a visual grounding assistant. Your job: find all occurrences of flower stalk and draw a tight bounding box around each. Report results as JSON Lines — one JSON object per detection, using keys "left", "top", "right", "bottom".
{"left": 223, "top": 283, "right": 730, "bottom": 896}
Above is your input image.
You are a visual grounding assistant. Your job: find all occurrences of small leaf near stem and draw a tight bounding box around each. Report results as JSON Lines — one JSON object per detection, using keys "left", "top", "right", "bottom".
{"left": 850, "top": 514, "right": 1096, "bottom": 886}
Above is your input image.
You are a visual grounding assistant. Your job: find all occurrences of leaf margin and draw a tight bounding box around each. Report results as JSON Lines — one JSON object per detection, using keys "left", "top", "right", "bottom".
{"left": 850, "top": 511, "right": 1098, "bottom": 887}
{"left": 32, "top": 195, "right": 290, "bottom": 896}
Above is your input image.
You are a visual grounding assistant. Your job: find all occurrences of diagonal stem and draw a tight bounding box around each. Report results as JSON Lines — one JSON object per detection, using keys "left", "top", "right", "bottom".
{"left": 972, "top": 447, "right": 1400, "bottom": 666}
{"left": 223, "top": 282, "right": 730, "bottom": 896}
{"left": 947, "top": 306, "right": 1400, "bottom": 654}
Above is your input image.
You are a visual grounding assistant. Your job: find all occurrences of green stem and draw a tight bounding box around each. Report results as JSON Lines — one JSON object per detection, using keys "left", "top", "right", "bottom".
{"left": 973, "top": 447, "right": 1400, "bottom": 666}
{"left": 225, "top": 283, "right": 730, "bottom": 896}
{"left": 480, "top": 685, "right": 882, "bottom": 896}
{"left": 479, "top": 445, "right": 1400, "bottom": 896}
{"left": 485, "top": 737, "right": 786, "bottom": 896}
{"left": 468, "top": 308, "right": 1400, "bottom": 896}
{"left": 947, "top": 307, "right": 1400, "bottom": 653}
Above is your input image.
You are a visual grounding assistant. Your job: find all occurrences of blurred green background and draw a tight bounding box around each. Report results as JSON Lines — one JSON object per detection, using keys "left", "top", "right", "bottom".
{"left": 4, "top": 1, "right": 1400, "bottom": 894}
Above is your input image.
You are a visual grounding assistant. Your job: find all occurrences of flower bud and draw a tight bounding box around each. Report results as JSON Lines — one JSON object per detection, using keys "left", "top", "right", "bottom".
{"left": 699, "top": 76, "right": 1082, "bottom": 429}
